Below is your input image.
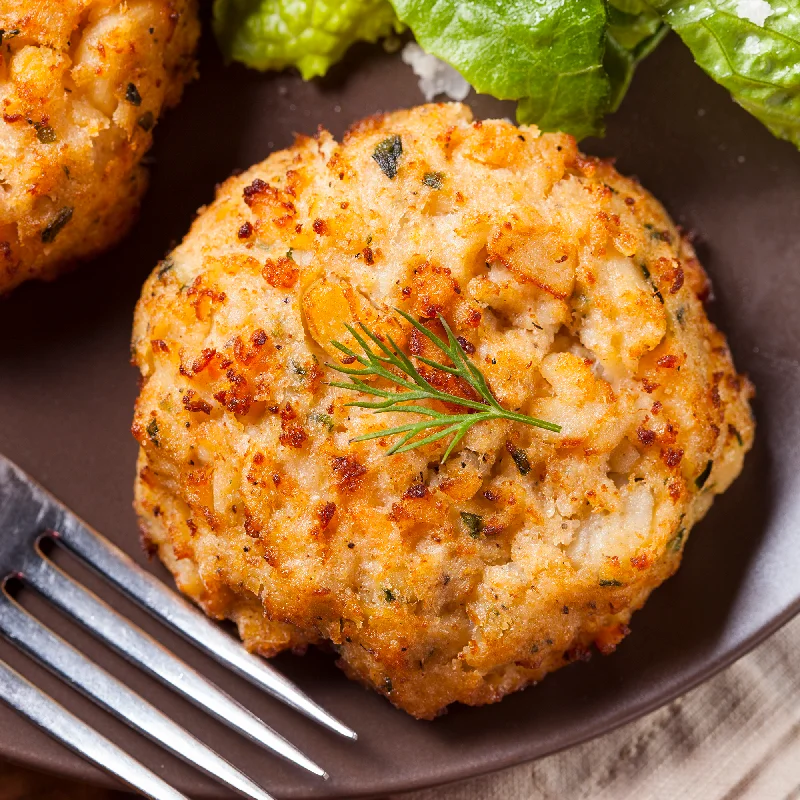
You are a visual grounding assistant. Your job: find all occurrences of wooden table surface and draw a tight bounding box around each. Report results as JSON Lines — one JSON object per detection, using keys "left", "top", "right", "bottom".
{"left": 3, "top": 612, "right": 799, "bottom": 800}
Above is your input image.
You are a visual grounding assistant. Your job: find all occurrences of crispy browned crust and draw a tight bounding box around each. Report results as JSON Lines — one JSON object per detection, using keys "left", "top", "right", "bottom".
{"left": 0, "top": 0, "right": 199, "bottom": 293}
{"left": 132, "top": 104, "right": 754, "bottom": 719}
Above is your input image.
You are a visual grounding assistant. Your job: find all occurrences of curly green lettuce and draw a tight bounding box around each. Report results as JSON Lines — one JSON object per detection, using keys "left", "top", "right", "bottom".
{"left": 650, "top": 0, "right": 800, "bottom": 148}
{"left": 390, "top": 0, "right": 611, "bottom": 139}
{"left": 213, "top": 0, "right": 402, "bottom": 79}
{"left": 213, "top": 0, "right": 800, "bottom": 150}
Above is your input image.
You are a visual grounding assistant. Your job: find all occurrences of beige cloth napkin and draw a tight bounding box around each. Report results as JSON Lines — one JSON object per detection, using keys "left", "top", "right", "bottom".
{"left": 2, "top": 613, "right": 799, "bottom": 799}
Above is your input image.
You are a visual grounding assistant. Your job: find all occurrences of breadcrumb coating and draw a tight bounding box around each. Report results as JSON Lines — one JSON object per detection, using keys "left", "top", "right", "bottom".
{"left": 132, "top": 104, "right": 754, "bottom": 719}
{"left": 0, "top": 0, "right": 198, "bottom": 293}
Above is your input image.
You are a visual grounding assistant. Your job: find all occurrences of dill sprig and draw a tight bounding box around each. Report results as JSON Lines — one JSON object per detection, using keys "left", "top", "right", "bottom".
{"left": 328, "top": 309, "right": 561, "bottom": 462}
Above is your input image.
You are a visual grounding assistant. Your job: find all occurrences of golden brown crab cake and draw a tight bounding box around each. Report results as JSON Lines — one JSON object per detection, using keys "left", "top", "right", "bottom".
{"left": 132, "top": 103, "right": 754, "bottom": 719}
{"left": 0, "top": 0, "right": 199, "bottom": 293}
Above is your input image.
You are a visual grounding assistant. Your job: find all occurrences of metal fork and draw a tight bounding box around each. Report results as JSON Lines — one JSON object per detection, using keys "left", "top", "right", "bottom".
{"left": 0, "top": 454, "right": 356, "bottom": 799}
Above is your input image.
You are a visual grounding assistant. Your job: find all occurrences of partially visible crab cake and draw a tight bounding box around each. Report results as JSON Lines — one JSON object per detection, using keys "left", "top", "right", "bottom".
{"left": 0, "top": 0, "right": 199, "bottom": 294}
{"left": 132, "top": 103, "right": 754, "bottom": 719}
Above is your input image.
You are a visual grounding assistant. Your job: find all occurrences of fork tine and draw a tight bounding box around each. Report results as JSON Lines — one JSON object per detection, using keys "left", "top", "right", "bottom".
{"left": 21, "top": 553, "right": 328, "bottom": 779}
{"left": 0, "top": 590, "right": 276, "bottom": 800}
{"left": 50, "top": 521, "right": 357, "bottom": 740}
{"left": 0, "top": 658, "right": 189, "bottom": 800}
{"left": 0, "top": 454, "right": 354, "bottom": 740}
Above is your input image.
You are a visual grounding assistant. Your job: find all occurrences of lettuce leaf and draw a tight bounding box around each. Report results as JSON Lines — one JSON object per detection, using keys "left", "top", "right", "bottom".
{"left": 608, "top": 0, "right": 665, "bottom": 50}
{"left": 606, "top": 0, "right": 669, "bottom": 111}
{"left": 213, "top": 0, "right": 402, "bottom": 80}
{"left": 650, "top": 0, "right": 800, "bottom": 147}
{"left": 212, "top": 0, "right": 800, "bottom": 152}
{"left": 389, "top": 0, "right": 611, "bottom": 139}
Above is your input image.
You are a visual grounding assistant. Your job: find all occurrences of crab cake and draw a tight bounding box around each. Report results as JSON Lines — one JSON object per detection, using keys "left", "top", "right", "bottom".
{"left": 0, "top": 0, "right": 198, "bottom": 294}
{"left": 132, "top": 103, "right": 754, "bottom": 719}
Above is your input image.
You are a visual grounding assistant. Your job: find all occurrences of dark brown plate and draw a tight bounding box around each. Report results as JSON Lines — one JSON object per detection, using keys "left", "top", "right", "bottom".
{"left": 0, "top": 25, "right": 799, "bottom": 800}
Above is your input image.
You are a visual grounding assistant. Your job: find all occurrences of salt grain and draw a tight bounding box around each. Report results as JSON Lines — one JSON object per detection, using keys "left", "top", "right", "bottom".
{"left": 401, "top": 43, "right": 471, "bottom": 102}
{"left": 734, "top": 0, "right": 773, "bottom": 26}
